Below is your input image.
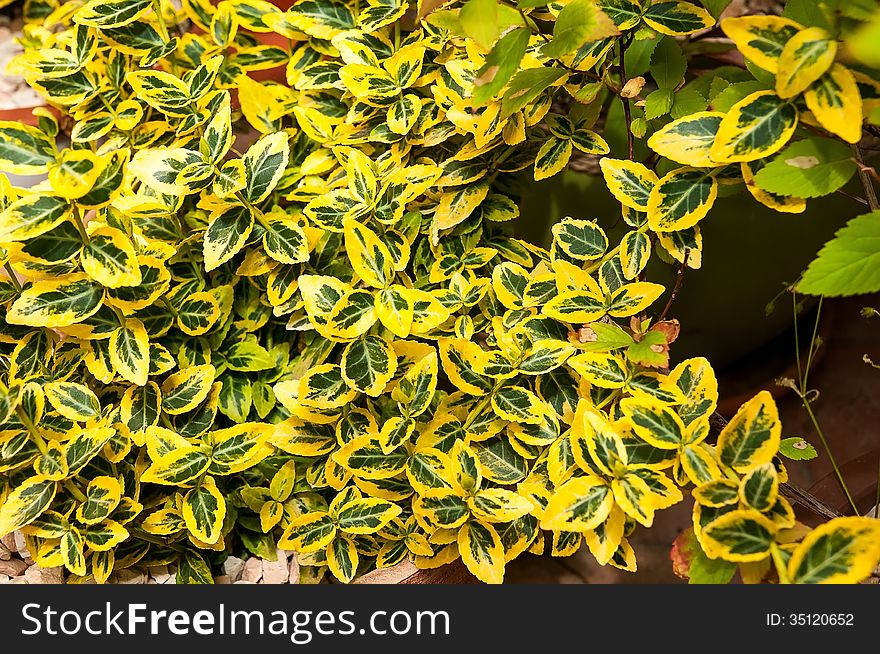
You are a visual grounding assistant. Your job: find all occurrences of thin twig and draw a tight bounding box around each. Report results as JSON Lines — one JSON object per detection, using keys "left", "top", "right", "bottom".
{"left": 659, "top": 250, "right": 689, "bottom": 321}
{"left": 618, "top": 38, "right": 634, "bottom": 161}
{"left": 790, "top": 293, "right": 859, "bottom": 515}
{"left": 852, "top": 144, "right": 879, "bottom": 211}
{"left": 835, "top": 188, "right": 869, "bottom": 206}
{"left": 3, "top": 262, "right": 22, "bottom": 293}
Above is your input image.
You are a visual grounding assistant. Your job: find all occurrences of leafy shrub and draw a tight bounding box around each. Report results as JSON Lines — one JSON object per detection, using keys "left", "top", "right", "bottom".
{"left": 1, "top": 0, "right": 879, "bottom": 584}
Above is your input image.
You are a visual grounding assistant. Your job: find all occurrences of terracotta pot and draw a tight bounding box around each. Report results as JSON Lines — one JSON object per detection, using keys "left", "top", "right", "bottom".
{"left": 0, "top": 105, "right": 44, "bottom": 125}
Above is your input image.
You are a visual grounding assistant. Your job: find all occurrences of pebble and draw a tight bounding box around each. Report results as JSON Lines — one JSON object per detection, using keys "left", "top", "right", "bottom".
{"left": 0, "top": 573, "right": 9, "bottom": 584}
{"left": 242, "top": 557, "right": 263, "bottom": 583}
{"left": 223, "top": 556, "right": 245, "bottom": 582}
{"left": 9, "top": 577, "right": 28, "bottom": 584}
{"left": 0, "top": 540, "right": 11, "bottom": 561}
{"left": 13, "top": 531, "right": 31, "bottom": 562}
{"left": 261, "top": 550, "right": 290, "bottom": 584}
{"left": 115, "top": 569, "right": 147, "bottom": 584}
{"left": 149, "top": 565, "right": 173, "bottom": 585}
{"left": 24, "top": 566, "right": 63, "bottom": 584}
{"left": 0, "top": 558, "right": 28, "bottom": 576}
{"left": 233, "top": 580, "right": 254, "bottom": 584}
{"left": 288, "top": 554, "right": 300, "bottom": 585}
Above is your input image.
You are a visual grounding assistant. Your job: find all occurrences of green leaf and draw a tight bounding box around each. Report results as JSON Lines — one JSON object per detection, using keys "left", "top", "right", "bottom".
{"left": 473, "top": 28, "right": 530, "bottom": 105}
{"left": 541, "top": 0, "right": 619, "bottom": 59}
{"left": 341, "top": 335, "right": 397, "bottom": 397}
{"left": 161, "top": 364, "right": 216, "bottom": 415}
{"left": 738, "top": 462, "right": 778, "bottom": 512}
{"left": 551, "top": 218, "right": 608, "bottom": 260}
{"left": 225, "top": 340, "right": 275, "bottom": 372}
{"left": 0, "top": 194, "right": 70, "bottom": 242}
{"left": 646, "top": 167, "right": 717, "bottom": 232}
{"left": 710, "top": 91, "right": 797, "bottom": 163}
{"left": 501, "top": 67, "right": 568, "bottom": 118}
{"left": 701, "top": 509, "right": 776, "bottom": 562}
{"left": 642, "top": 1, "right": 715, "bottom": 36}
{"left": 650, "top": 38, "right": 686, "bottom": 89}
{"left": 675, "top": 528, "right": 737, "bottom": 584}
{"left": 0, "top": 477, "right": 57, "bottom": 536}
{"left": 778, "top": 436, "right": 818, "bottom": 461}
{"left": 75, "top": 0, "right": 152, "bottom": 28}
{"left": 45, "top": 381, "right": 101, "bottom": 422}
{"left": 753, "top": 138, "right": 857, "bottom": 199}
{"left": 242, "top": 131, "right": 289, "bottom": 203}
{"left": 788, "top": 516, "right": 880, "bottom": 584}
{"left": 109, "top": 319, "right": 150, "bottom": 386}
{"left": 459, "top": 0, "right": 500, "bottom": 50}
{"left": 176, "top": 551, "right": 214, "bottom": 584}
{"left": 775, "top": 27, "right": 836, "bottom": 99}
{"left": 204, "top": 205, "right": 253, "bottom": 272}
{"left": 598, "top": 0, "right": 643, "bottom": 30}
{"left": 491, "top": 386, "right": 544, "bottom": 425}
{"left": 798, "top": 211, "right": 880, "bottom": 297}
{"left": 183, "top": 477, "right": 226, "bottom": 544}
{"left": 7, "top": 273, "right": 104, "bottom": 328}
{"left": 0, "top": 122, "right": 57, "bottom": 174}
{"left": 716, "top": 391, "right": 780, "bottom": 472}
{"left": 644, "top": 88, "right": 674, "bottom": 119}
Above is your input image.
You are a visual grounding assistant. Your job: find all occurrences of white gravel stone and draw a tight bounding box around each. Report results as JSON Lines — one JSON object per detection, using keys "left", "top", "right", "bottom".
{"left": 222, "top": 556, "right": 245, "bottom": 582}
{"left": 24, "top": 566, "right": 64, "bottom": 584}
{"left": 9, "top": 576, "right": 29, "bottom": 584}
{"left": 242, "top": 557, "right": 263, "bottom": 583}
{"left": 0, "top": 573, "right": 9, "bottom": 584}
{"left": 261, "top": 550, "right": 289, "bottom": 584}
{"left": 233, "top": 580, "right": 254, "bottom": 584}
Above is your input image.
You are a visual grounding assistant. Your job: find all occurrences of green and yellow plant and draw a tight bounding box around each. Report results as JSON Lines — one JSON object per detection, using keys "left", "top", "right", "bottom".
{"left": 1, "top": 0, "right": 880, "bottom": 584}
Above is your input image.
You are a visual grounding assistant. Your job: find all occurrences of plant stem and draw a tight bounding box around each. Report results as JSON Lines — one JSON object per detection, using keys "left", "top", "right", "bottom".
{"left": 852, "top": 144, "right": 879, "bottom": 211}
{"left": 16, "top": 409, "right": 48, "bottom": 456}
{"left": 70, "top": 206, "right": 90, "bottom": 244}
{"left": 792, "top": 292, "right": 804, "bottom": 394}
{"left": 659, "top": 250, "right": 689, "bottom": 321}
{"left": 3, "top": 262, "right": 22, "bottom": 293}
{"left": 517, "top": 8, "right": 550, "bottom": 42}
{"left": 770, "top": 543, "right": 790, "bottom": 584}
{"left": 790, "top": 293, "right": 858, "bottom": 514}
{"left": 799, "top": 395, "right": 859, "bottom": 515}
{"left": 801, "top": 297, "right": 822, "bottom": 394}
{"left": 618, "top": 38, "right": 634, "bottom": 161}
{"left": 63, "top": 480, "right": 87, "bottom": 503}
{"left": 152, "top": 0, "right": 171, "bottom": 43}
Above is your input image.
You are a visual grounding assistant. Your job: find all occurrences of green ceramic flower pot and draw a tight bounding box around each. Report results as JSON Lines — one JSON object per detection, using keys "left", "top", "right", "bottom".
{"left": 516, "top": 169, "right": 857, "bottom": 369}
